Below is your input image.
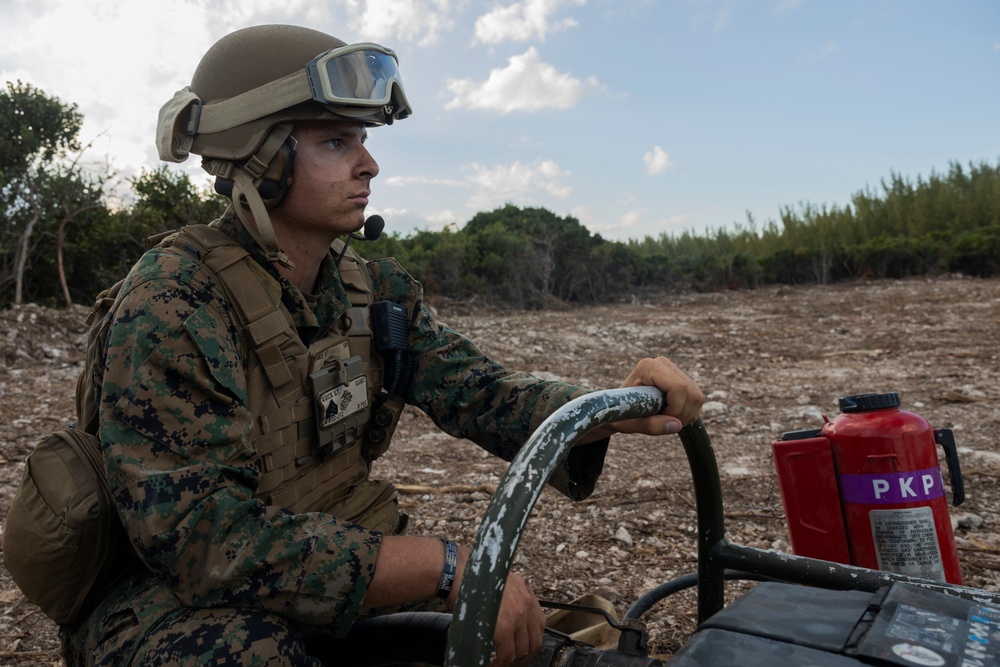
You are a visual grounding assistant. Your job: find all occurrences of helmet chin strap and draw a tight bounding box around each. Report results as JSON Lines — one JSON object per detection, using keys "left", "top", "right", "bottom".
{"left": 230, "top": 170, "right": 294, "bottom": 270}
{"left": 206, "top": 124, "right": 296, "bottom": 269}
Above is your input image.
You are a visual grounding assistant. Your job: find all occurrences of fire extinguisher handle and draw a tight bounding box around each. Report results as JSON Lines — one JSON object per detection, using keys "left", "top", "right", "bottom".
{"left": 934, "top": 428, "right": 965, "bottom": 507}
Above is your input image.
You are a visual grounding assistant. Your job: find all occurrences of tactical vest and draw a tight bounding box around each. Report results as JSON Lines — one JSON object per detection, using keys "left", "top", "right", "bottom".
{"left": 142, "top": 225, "right": 406, "bottom": 532}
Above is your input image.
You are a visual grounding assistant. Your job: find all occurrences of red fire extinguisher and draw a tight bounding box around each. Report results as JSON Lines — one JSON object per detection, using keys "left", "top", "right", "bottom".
{"left": 772, "top": 392, "right": 964, "bottom": 584}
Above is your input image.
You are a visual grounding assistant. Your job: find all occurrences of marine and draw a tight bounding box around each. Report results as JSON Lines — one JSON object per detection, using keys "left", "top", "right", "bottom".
{"left": 55, "top": 24, "right": 705, "bottom": 667}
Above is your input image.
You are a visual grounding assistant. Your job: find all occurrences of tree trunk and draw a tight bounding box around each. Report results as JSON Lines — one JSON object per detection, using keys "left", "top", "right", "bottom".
{"left": 13, "top": 212, "right": 40, "bottom": 305}
{"left": 57, "top": 202, "right": 101, "bottom": 307}
{"left": 57, "top": 212, "right": 71, "bottom": 307}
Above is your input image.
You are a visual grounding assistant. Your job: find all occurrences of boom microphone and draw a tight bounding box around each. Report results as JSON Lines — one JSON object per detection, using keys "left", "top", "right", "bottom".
{"left": 350, "top": 215, "right": 385, "bottom": 241}
{"left": 338, "top": 215, "right": 385, "bottom": 266}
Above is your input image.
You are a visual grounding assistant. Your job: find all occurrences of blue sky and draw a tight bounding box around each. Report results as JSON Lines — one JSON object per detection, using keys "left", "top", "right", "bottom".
{"left": 2, "top": 0, "right": 998, "bottom": 241}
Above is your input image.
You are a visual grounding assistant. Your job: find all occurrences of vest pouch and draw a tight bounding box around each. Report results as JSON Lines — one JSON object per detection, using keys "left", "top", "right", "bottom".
{"left": 310, "top": 355, "right": 371, "bottom": 457}
{"left": 363, "top": 394, "right": 407, "bottom": 465}
{"left": 3, "top": 428, "right": 123, "bottom": 625}
{"left": 321, "top": 478, "right": 402, "bottom": 535}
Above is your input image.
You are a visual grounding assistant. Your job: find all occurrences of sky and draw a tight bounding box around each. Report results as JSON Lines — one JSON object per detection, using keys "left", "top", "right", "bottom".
{"left": 1, "top": 0, "right": 998, "bottom": 241}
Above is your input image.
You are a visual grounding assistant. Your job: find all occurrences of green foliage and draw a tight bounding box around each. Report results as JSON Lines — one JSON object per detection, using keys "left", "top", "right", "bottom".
{"left": 743, "top": 160, "right": 1000, "bottom": 288}
{"left": 0, "top": 89, "right": 226, "bottom": 305}
{"left": 945, "top": 226, "right": 1000, "bottom": 277}
{"left": 361, "top": 160, "right": 1000, "bottom": 306}
{"left": 1, "top": 81, "right": 93, "bottom": 305}
{"left": 129, "top": 167, "right": 228, "bottom": 233}
{"left": 61, "top": 170, "right": 226, "bottom": 303}
{"left": 0, "top": 80, "right": 81, "bottom": 185}
{"left": 359, "top": 205, "right": 608, "bottom": 309}
{"left": 5, "top": 80, "right": 999, "bottom": 309}
{"left": 463, "top": 205, "right": 601, "bottom": 307}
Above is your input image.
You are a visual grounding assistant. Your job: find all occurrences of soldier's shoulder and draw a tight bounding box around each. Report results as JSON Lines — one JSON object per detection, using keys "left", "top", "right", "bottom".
{"left": 113, "top": 246, "right": 233, "bottom": 331}
{"left": 130, "top": 244, "right": 217, "bottom": 288}
{"left": 367, "top": 257, "right": 422, "bottom": 299}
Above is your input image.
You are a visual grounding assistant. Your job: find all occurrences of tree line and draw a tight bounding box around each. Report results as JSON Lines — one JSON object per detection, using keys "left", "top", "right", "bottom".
{"left": 342, "top": 162, "right": 1000, "bottom": 308}
{"left": 3, "top": 80, "right": 999, "bottom": 310}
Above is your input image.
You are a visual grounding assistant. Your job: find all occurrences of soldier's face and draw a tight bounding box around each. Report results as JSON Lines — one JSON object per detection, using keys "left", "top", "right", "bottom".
{"left": 273, "top": 120, "right": 379, "bottom": 239}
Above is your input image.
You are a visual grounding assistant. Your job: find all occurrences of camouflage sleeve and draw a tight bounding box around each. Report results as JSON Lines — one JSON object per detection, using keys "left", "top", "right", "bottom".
{"left": 367, "top": 258, "right": 609, "bottom": 500}
{"left": 98, "top": 248, "right": 379, "bottom": 634}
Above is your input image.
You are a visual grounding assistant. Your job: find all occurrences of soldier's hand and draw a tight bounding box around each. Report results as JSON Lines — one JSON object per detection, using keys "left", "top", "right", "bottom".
{"left": 611, "top": 356, "right": 705, "bottom": 436}
{"left": 441, "top": 545, "right": 544, "bottom": 666}
{"left": 491, "top": 572, "right": 546, "bottom": 667}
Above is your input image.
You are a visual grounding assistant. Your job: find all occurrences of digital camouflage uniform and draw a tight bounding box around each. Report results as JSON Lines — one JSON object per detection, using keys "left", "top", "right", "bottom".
{"left": 63, "top": 214, "right": 609, "bottom": 666}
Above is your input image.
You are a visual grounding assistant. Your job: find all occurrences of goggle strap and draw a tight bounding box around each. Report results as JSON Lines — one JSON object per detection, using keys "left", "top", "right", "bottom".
{"left": 195, "top": 71, "right": 312, "bottom": 135}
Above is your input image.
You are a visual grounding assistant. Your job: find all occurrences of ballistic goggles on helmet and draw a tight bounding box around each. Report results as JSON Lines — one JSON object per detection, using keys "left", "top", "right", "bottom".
{"left": 306, "top": 43, "right": 410, "bottom": 115}
{"left": 160, "top": 41, "right": 411, "bottom": 159}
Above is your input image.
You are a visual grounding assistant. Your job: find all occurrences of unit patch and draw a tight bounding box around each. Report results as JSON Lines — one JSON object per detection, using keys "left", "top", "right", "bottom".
{"left": 318, "top": 375, "right": 369, "bottom": 428}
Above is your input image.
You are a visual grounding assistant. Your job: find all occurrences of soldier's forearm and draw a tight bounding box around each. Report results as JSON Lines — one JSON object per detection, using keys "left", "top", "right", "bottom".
{"left": 362, "top": 535, "right": 465, "bottom": 609}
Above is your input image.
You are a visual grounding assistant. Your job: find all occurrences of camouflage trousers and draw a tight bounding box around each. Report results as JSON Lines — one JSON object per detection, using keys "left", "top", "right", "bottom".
{"left": 62, "top": 569, "right": 452, "bottom": 667}
{"left": 61, "top": 571, "right": 323, "bottom": 667}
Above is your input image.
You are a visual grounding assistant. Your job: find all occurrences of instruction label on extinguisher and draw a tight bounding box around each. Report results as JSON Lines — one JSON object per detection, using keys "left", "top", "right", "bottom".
{"left": 839, "top": 468, "right": 948, "bottom": 581}
{"left": 869, "top": 507, "right": 946, "bottom": 582}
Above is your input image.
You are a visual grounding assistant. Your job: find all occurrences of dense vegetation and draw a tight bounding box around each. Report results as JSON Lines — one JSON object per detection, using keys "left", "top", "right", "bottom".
{"left": 363, "top": 163, "right": 1000, "bottom": 308}
{"left": 3, "top": 81, "right": 999, "bottom": 309}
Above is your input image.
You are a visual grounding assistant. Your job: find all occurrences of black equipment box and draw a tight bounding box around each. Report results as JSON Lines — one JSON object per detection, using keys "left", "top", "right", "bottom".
{"left": 668, "top": 581, "right": 999, "bottom": 666}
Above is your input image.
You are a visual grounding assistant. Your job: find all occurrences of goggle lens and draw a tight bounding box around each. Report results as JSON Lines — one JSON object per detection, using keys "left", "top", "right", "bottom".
{"left": 308, "top": 45, "right": 406, "bottom": 108}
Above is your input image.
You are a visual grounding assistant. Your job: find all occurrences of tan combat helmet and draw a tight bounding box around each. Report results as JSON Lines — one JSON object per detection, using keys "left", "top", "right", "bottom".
{"left": 156, "top": 24, "right": 412, "bottom": 267}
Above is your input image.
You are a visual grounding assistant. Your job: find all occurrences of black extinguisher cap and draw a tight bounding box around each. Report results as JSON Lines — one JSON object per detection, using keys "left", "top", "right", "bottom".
{"left": 839, "top": 392, "right": 901, "bottom": 413}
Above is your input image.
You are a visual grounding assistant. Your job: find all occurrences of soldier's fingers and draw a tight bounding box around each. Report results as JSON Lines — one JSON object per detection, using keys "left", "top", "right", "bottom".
{"left": 609, "top": 414, "right": 681, "bottom": 436}
{"left": 664, "top": 384, "right": 695, "bottom": 424}
{"left": 619, "top": 357, "right": 704, "bottom": 426}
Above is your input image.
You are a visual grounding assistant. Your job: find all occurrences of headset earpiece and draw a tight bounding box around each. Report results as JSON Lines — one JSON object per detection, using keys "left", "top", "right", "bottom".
{"left": 256, "top": 141, "right": 296, "bottom": 209}
{"left": 214, "top": 142, "right": 295, "bottom": 211}
{"left": 209, "top": 138, "right": 296, "bottom": 209}
{"left": 214, "top": 176, "right": 235, "bottom": 199}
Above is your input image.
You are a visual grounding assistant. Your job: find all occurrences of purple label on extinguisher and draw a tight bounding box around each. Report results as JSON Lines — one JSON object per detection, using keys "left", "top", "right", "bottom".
{"left": 839, "top": 468, "right": 946, "bottom": 504}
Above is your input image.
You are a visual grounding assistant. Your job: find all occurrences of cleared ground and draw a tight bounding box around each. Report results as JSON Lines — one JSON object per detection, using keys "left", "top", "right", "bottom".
{"left": 2, "top": 276, "right": 999, "bottom": 664}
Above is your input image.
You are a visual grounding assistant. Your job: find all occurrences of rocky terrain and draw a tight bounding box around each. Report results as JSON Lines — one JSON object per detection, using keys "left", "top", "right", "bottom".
{"left": 2, "top": 276, "right": 999, "bottom": 665}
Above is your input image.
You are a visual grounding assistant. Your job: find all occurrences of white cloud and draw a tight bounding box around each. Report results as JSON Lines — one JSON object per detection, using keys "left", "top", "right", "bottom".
{"left": 208, "top": 0, "right": 335, "bottom": 30}
{"left": 643, "top": 145, "right": 673, "bottom": 175}
{"left": 345, "top": 0, "right": 456, "bottom": 46}
{"left": 799, "top": 42, "right": 839, "bottom": 64}
{"left": 1, "top": 0, "right": 458, "bottom": 194}
{"left": 385, "top": 159, "right": 572, "bottom": 212}
{"left": 465, "top": 159, "right": 571, "bottom": 208}
{"left": 714, "top": 7, "right": 732, "bottom": 31}
{"left": 445, "top": 47, "right": 602, "bottom": 112}
{"left": 385, "top": 175, "right": 466, "bottom": 188}
{"left": 772, "top": 0, "right": 804, "bottom": 15}
{"left": 690, "top": 4, "right": 734, "bottom": 33}
{"left": 473, "top": 0, "right": 586, "bottom": 44}
{"left": 570, "top": 205, "right": 596, "bottom": 225}
{"left": 659, "top": 213, "right": 691, "bottom": 229}
{"left": 619, "top": 209, "right": 643, "bottom": 229}
{"left": 369, "top": 205, "right": 409, "bottom": 219}
{"left": 587, "top": 208, "right": 642, "bottom": 235}
{"left": 422, "top": 209, "right": 462, "bottom": 229}
{"left": 1, "top": 0, "right": 225, "bottom": 181}
{"left": 586, "top": 209, "right": 693, "bottom": 240}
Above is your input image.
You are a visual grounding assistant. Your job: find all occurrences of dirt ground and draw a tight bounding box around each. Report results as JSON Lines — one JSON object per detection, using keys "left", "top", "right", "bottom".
{"left": 2, "top": 276, "right": 999, "bottom": 665}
